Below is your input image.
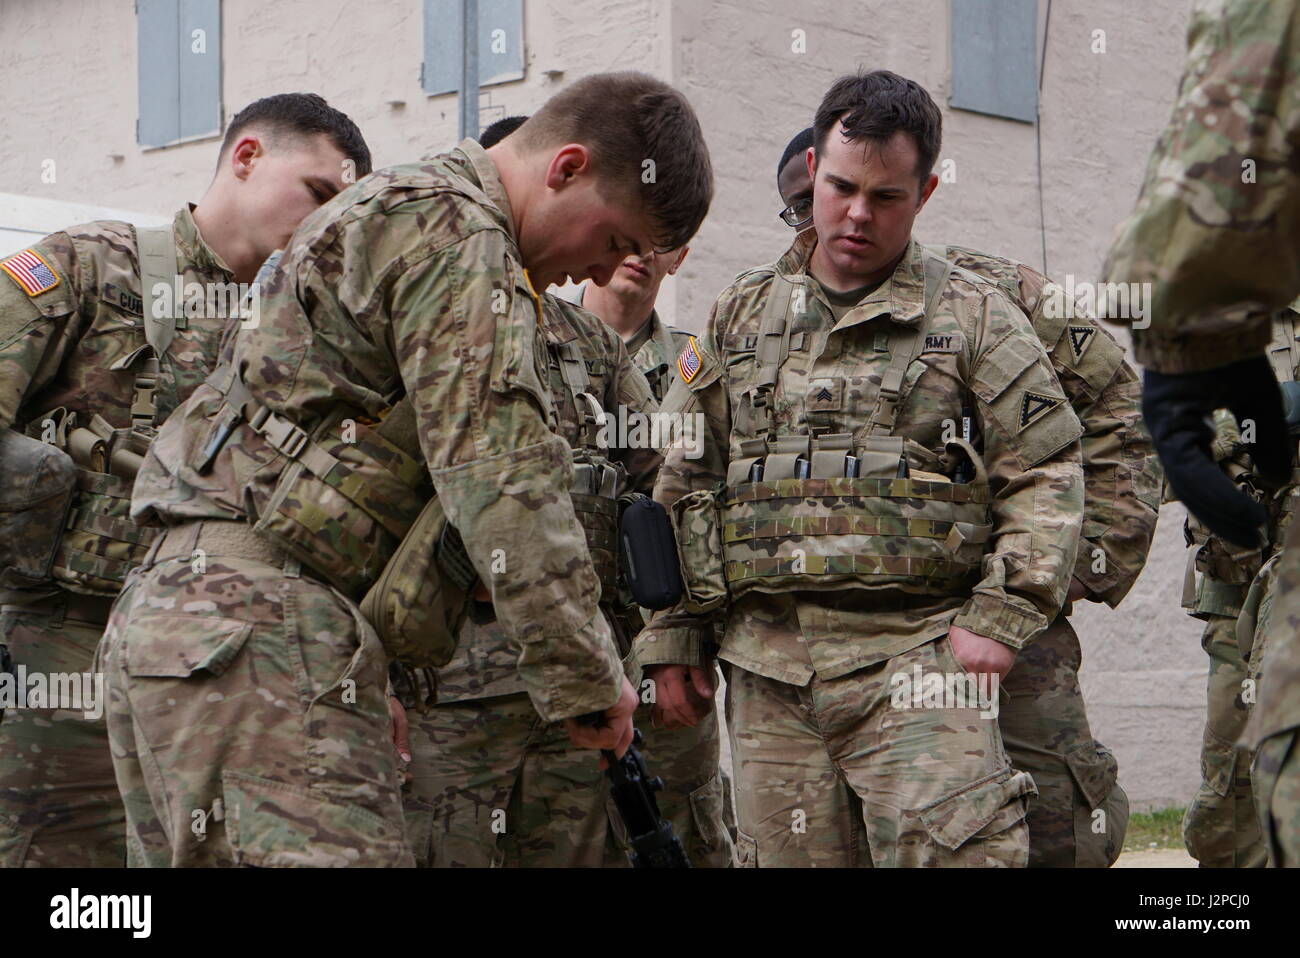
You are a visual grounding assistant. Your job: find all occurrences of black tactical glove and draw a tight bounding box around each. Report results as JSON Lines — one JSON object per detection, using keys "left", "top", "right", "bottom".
{"left": 1143, "top": 356, "right": 1291, "bottom": 548}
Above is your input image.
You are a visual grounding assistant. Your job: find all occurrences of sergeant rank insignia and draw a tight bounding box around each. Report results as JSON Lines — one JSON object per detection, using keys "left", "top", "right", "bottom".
{"left": 1, "top": 248, "right": 61, "bottom": 296}
{"left": 1020, "top": 391, "right": 1061, "bottom": 429}
{"left": 678, "top": 336, "right": 702, "bottom": 383}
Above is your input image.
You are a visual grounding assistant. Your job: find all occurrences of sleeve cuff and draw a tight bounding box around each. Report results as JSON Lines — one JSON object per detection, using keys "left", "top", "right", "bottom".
{"left": 1132, "top": 322, "right": 1272, "bottom": 375}
{"left": 632, "top": 623, "right": 713, "bottom": 669}
{"left": 515, "top": 612, "right": 625, "bottom": 723}
{"left": 953, "top": 592, "right": 1051, "bottom": 651}
{"left": 1072, "top": 541, "right": 1130, "bottom": 607}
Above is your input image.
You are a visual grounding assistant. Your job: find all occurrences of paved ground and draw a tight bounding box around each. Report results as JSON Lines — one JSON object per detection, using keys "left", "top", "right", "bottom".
{"left": 1113, "top": 848, "right": 1198, "bottom": 868}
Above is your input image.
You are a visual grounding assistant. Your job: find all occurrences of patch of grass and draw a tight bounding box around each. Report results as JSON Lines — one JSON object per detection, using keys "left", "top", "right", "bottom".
{"left": 1123, "top": 807, "right": 1187, "bottom": 852}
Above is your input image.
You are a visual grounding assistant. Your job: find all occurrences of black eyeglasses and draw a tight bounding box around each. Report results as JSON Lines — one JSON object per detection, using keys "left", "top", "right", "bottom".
{"left": 779, "top": 195, "right": 813, "bottom": 228}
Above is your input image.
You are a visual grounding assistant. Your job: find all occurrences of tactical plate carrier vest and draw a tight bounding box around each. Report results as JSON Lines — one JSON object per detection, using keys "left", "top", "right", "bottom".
{"left": 4, "top": 226, "right": 186, "bottom": 596}
{"left": 675, "top": 250, "right": 993, "bottom": 611}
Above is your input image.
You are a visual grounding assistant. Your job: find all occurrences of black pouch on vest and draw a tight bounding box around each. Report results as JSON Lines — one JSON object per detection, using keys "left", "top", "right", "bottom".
{"left": 619, "top": 494, "right": 684, "bottom": 611}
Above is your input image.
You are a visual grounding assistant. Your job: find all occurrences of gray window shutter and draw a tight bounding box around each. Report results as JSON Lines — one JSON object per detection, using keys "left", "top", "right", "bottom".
{"left": 423, "top": 0, "right": 525, "bottom": 98}
{"left": 138, "top": 0, "right": 223, "bottom": 148}
{"left": 950, "top": 0, "right": 1038, "bottom": 124}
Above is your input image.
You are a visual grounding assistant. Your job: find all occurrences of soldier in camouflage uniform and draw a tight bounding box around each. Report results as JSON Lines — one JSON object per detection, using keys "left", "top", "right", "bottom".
{"left": 1103, "top": 0, "right": 1300, "bottom": 868}
{"left": 567, "top": 243, "right": 744, "bottom": 867}
{"left": 0, "top": 94, "right": 369, "bottom": 867}
{"left": 1178, "top": 308, "right": 1300, "bottom": 867}
{"left": 1181, "top": 408, "right": 1270, "bottom": 867}
{"left": 638, "top": 72, "right": 1084, "bottom": 867}
{"left": 777, "top": 128, "right": 1157, "bottom": 867}
{"left": 100, "top": 73, "right": 714, "bottom": 866}
{"left": 400, "top": 291, "right": 671, "bottom": 867}
{"left": 397, "top": 114, "right": 732, "bottom": 868}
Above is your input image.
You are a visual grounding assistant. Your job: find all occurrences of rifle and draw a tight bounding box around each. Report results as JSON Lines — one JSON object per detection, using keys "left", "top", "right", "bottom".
{"left": 580, "top": 717, "right": 692, "bottom": 868}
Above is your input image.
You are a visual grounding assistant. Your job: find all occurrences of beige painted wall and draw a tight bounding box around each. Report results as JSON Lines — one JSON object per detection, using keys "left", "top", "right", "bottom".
{"left": 0, "top": 0, "right": 1206, "bottom": 810}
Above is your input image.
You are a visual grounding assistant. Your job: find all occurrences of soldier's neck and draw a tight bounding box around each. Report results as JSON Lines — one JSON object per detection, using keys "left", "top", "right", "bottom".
{"left": 583, "top": 282, "right": 656, "bottom": 344}
{"left": 191, "top": 200, "right": 264, "bottom": 285}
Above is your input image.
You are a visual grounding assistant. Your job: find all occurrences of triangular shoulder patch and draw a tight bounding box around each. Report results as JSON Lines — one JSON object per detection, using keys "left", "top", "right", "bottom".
{"left": 1020, "top": 391, "right": 1061, "bottom": 429}
{"left": 1067, "top": 325, "right": 1096, "bottom": 363}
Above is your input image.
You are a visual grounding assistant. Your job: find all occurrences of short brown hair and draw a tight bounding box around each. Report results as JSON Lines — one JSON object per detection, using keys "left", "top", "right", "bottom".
{"left": 219, "top": 93, "right": 372, "bottom": 177}
{"left": 813, "top": 71, "right": 942, "bottom": 186}
{"left": 514, "top": 72, "right": 713, "bottom": 251}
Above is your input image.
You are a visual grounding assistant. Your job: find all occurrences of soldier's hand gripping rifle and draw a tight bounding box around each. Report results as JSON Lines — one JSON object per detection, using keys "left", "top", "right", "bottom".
{"left": 578, "top": 716, "right": 692, "bottom": 868}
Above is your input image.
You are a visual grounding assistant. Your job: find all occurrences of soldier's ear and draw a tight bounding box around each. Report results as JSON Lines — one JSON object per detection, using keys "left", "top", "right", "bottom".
{"left": 804, "top": 146, "right": 816, "bottom": 181}
{"left": 669, "top": 247, "right": 690, "bottom": 274}
{"left": 543, "top": 144, "right": 593, "bottom": 191}
{"left": 917, "top": 172, "right": 939, "bottom": 210}
{"left": 228, "top": 135, "right": 263, "bottom": 181}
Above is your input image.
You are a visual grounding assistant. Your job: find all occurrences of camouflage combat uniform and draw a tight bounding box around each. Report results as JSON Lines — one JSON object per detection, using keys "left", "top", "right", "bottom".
{"left": 1179, "top": 312, "right": 1300, "bottom": 867}
{"left": 101, "top": 140, "right": 626, "bottom": 866}
{"left": 563, "top": 283, "right": 739, "bottom": 865}
{"left": 635, "top": 232, "right": 1085, "bottom": 867}
{"left": 937, "top": 246, "right": 1159, "bottom": 867}
{"left": 1102, "top": 0, "right": 1300, "bottom": 867}
{"left": 399, "top": 293, "right": 733, "bottom": 867}
{"left": 0, "top": 208, "right": 236, "bottom": 867}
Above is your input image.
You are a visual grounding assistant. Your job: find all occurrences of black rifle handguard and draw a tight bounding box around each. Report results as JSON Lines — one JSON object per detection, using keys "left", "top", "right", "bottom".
{"left": 574, "top": 716, "right": 692, "bottom": 869}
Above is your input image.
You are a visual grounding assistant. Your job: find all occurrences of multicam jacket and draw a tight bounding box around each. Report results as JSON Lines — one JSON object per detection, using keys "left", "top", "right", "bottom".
{"left": 634, "top": 233, "right": 1085, "bottom": 685}
{"left": 0, "top": 207, "right": 236, "bottom": 596}
{"left": 129, "top": 140, "right": 628, "bottom": 722}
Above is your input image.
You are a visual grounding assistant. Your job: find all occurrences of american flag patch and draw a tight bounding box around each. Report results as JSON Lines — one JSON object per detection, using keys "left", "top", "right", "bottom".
{"left": 1, "top": 248, "right": 61, "bottom": 296}
{"left": 678, "top": 336, "right": 702, "bottom": 383}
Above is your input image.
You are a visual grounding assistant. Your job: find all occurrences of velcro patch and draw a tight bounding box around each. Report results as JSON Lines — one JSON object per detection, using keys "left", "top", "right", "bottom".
{"left": 678, "top": 336, "right": 702, "bottom": 383}
{"left": 1067, "top": 325, "right": 1096, "bottom": 363}
{"left": 1, "top": 248, "right": 60, "bottom": 296}
{"left": 1020, "top": 391, "right": 1062, "bottom": 429}
{"left": 807, "top": 377, "right": 843, "bottom": 412}
{"left": 922, "top": 332, "right": 964, "bottom": 354}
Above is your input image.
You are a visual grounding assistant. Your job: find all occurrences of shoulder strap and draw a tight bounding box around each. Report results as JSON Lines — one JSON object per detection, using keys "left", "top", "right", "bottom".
{"left": 864, "top": 251, "right": 950, "bottom": 436}
{"left": 554, "top": 339, "right": 605, "bottom": 449}
{"left": 137, "top": 224, "right": 179, "bottom": 361}
{"left": 744, "top": 270, "right": 798, "bottom": 439}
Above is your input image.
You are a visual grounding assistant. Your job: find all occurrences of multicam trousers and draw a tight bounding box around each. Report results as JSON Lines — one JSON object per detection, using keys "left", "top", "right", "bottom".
{"left": 99, "top": 524, "right": 413, "bottom": 867}
{"left": 0, "top": 591, "right": 124, "bottom": 867}
{"left": 402, "top": 684, "right": 734, "bottom": 867}
{"left": 1181, "top": 613, "right": 1266, "bottom": 867}
{"left": 724, "top": 635, "right": 1035, "bottom": 867}
{"left": 999, "top": 616, "right": 1130, "bottom": 867}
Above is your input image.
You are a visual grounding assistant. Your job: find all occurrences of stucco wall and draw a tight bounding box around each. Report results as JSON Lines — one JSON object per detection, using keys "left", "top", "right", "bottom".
{"left": 0, "top": 0, "right": 1207, "bottom": 810}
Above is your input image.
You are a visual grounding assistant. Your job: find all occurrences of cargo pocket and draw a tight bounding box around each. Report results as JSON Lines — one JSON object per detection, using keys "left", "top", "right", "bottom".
{"left": 687, "top": 773, "right": 728, "bottom": 862}
{"left": 221, "top": 770, "right": 412, "bottom": 867}
{"left": 124, "top": 616, "right": 252, "bottom": 679}
{"left": 1065, "top": 742, "right": 1129, "bottom": 867}
{"left": 908, "top": 770, "right": 1037, "bottom": 867}
{"left": 1197, "top": 728, "right": 1238, "bottom": 799}
{"left": 735, "top": 828, "right": 758, "bottom": 868}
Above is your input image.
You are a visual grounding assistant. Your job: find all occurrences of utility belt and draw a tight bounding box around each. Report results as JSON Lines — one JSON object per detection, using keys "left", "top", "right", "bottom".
{"left": 672, "top": 432, "right": 991, "bottom": 612}
{"left": 143, "top": 518, "right": 313, "bottom": 577}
